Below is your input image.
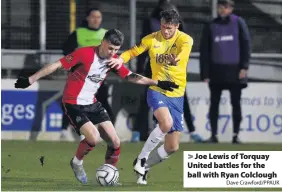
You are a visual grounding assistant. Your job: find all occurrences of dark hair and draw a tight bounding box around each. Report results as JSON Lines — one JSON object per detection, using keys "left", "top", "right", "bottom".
{"left": 158, "top": 0, "right": 171, "bottom": 5}
{"left": 86, "top": 7, "right": 101, "bottom": 16}
{"left": 217, "top": 0, "right": 235, "bottom": 7}
{"left": 103, "top": 29, "right": 124, "bottom": 46}
{"left": 80, "top": 8, "right": 101, "bottom": 27}
{"left": 160, "top": 9, "right": 180, "bottom": 24}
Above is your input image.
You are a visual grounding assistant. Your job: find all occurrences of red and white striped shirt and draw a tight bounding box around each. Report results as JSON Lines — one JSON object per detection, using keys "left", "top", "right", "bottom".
{"left": 60, "top": 47, "right": 130, "bottom": 105}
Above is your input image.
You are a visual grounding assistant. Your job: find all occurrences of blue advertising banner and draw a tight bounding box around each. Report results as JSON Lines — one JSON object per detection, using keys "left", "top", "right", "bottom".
{"left": 1, "top": 90, "right": 62, "bottom": 132}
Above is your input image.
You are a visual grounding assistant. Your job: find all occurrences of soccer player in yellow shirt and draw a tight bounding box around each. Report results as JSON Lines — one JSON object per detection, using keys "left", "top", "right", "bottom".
{"left": 108, "top": 9, "right": 193, "bottom": 185}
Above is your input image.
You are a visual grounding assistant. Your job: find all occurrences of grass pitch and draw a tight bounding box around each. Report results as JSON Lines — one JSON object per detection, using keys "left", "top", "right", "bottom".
{"left": 1, "top": 140, "right": 282, "bottom": 191}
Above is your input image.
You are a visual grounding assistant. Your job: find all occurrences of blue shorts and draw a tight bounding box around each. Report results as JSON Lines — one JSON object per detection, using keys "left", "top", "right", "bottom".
{"left": 147, "top": 89, "right": 184, "bottom": 133}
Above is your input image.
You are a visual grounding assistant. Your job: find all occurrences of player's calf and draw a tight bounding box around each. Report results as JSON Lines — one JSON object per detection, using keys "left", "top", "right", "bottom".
{"left": 104, "top": 132, "right": 121, "bottom": 166}
{"left": 105, "top": 145, "right": 120, "bottom": 166}
{"left": 134, "top": 124, "right": 168, "bottom": 176}
{"left": 74, "top": 139, "right": 95, "bottom": 165}
{"left": 144, "top": 133, "right": 180, "bottom": 171}
{"left": 164, "top": 141, "right": 179, "bottom": 154}
{"left": 145, "top": 144, "right": 171, "bottom": 170}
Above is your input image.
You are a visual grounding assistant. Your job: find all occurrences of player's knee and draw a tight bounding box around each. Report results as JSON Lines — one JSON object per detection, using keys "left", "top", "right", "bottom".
{"left": 85, "top": 138, "right": 97, "bottom": 146}
{"left": 159, "top": 118, "right": 173, "bottom": 133}
{"left": 110, "top": 136, "right": 120, "bottom": 149}
{"left": 165, "top": 143, "right": 179, "bottom": 154}
{"left": 170, "top": 144, "right": 179, "bottom": 153}
{"left": 85, "top": 130, "right": 100, "bottom": 146}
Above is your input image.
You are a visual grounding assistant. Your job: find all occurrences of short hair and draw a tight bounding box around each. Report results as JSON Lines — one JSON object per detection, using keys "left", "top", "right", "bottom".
{"left": 217, "top": 0, "right": 235, "bottom": 7}
{"left": 103, "top": 29, "right": 124, "bottom": 46}
{"left": 86, "top": 7, "right": 101, "bottom": 16}
{"left": 158, "top": 0, "right": 171, "bottom": 5}
{"left": 160, "top": 9, "right": 180, "bottom": 24}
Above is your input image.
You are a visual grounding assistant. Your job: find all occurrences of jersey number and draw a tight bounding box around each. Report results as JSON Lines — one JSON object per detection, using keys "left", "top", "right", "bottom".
{"left": 156, "top": 54, "right": 170, "bottom": 64}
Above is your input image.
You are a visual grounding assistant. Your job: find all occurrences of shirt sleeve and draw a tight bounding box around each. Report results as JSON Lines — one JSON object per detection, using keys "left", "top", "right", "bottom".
{"left": 238, "top": 17, "right": 251, "bottom": 70}
{"left": 113, "top": 64, "right": 131, "bottom": 79}
{"left": 176, "top": 34, "right": 193, "bottom": 65}
{"left": 59, "top": 48, "right": 85, "bottom": 70}
{"left": 120, "top": 34, "right": 152, "bottom": 64}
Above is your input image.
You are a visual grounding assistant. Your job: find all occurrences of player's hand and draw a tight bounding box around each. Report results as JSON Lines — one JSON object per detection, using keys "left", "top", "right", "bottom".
{"left": 107, "top": 57, "right": 123, "bottom": 69}
{"left": 167, "top": 54, "right": 180, "bottom": 66}
{"left": 14, "top": 76, "right": 31, "bottom": 89}
{"left": 239, "top": 69, "right": 248, "bottom": 79}
{"left": 157, "top": 80, "right": 179, "bottom": 91}
{"left": 204, "top": 78, "right": 210, "bottom": 83}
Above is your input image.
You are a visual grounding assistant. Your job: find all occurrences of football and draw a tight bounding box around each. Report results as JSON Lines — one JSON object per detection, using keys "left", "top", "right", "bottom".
{"left": 96, "top": 164, "right": 119, "bottom": 186}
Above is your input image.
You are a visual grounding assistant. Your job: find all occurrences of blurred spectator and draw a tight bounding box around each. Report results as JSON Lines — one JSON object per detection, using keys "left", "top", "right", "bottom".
{"left": 132, "top": 0, "right": 203, "bottom": 142}
{"left": 62, "top": 8, "right": 107, "bottom": 54}
{"left": 200, "top": 0, "right": 251, "bottom": 143}
{"left": 61, "top": 8, "right": 114, "bottom": 140}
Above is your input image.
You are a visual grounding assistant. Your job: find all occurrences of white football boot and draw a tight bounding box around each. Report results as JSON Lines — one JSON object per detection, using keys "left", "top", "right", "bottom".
{"left": 133, "top": 158, "right": 148, "bottom": 185}
{"left": 70, "top": 158, "right": 87, "bottom": 184}
{"left": 136, "top": 170, "right": 149, "bottom": 185}
{"left": 133, "top": 157, "right": 146, "bottom": 175}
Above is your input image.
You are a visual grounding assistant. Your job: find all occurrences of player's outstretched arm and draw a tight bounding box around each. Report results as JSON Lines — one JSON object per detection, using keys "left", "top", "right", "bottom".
{"left": 107, "top": 34, "right": 152, "bottom": 69}
{"left": 14, "top": 61, "right": 62, "bottom": 89}
{"left": 125, "top": 72, "right": 179, "bottom": 92}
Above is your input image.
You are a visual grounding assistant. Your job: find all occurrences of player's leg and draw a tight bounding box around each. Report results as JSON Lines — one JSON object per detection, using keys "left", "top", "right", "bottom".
{"left": 70, "top": 121, "right": 100, "bottom": 184}
{"left": 87, "top": 101, "right": 121, "bottom": 167}
{"left": 206, "top": 84, "right": 222, "bottom": 143}
{"left": 137, "top": 107, "right": 172, "bottom": 157}
{"left": 137, "top": 102, "right": 184, "bottom": 185}
{"left": 146, "top": 131, "right": 180, "bottom": 169}
{"left": 93, "top": 104, "right": 122, "bottom": 186}
{"left": 133, "top": 107, "right": 171, "bottom": 185}
{"left": 97, "top": 121, "right": 121, "bottom": 166}
{"left": 134, "top": 108, "right": 172, "bottom": 174}
{"left": 135, "top": 132, "right": 181, "bottom": 185}
{"left": 133, "top": 89, "right": 173, "bottom": 176}
{"left": 62, "top": 103, "right": 100, "bottom": 184}
{"left": 229, "top": 85, "right": 242, "bottom": 143}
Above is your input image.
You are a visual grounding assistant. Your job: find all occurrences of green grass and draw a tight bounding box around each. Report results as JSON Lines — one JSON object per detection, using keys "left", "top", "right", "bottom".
{"left": 1, "top": 141, "right": 282, "bottom": 191}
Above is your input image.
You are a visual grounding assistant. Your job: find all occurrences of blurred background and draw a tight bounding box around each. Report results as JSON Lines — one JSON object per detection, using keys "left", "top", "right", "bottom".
{"left": 1, "top": 0, "right": 282, "bottom": 143}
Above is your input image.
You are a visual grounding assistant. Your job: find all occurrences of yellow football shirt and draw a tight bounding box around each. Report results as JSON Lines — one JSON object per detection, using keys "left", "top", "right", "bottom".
{"left": 120, "top": 29, "right": 193, "bottom": 97}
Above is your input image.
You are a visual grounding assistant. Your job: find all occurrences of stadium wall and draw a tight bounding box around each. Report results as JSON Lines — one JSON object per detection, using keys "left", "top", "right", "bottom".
{"left": 1, "top": 79, "right": 282, "bottom": 143}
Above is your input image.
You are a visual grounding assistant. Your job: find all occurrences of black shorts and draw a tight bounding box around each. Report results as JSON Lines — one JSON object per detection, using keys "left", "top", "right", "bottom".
{"left": 62, "top": 102, "right": 110, "bottom": 135}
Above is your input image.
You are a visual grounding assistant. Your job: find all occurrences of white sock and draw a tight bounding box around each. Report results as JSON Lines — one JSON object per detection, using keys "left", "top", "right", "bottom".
{"left": 80, "top": 135, "right": 85, "bottom": 141}
{"left": 145, "top": 144, "right": 169, "bottom": 169}
{"left": 73, "top": 156, "right": 83, "bottom": 165}
{"left": 138, "top": 125, "right": 166, "bottom": 160}
{"left": 157, "top": 144, "right": 169, "bottom": 159}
